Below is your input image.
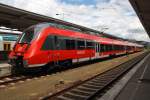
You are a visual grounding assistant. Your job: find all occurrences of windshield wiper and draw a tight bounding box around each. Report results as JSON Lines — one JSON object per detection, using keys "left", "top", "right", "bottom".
{"left": 18, "top": 42, "right": 29, "bottom": 44}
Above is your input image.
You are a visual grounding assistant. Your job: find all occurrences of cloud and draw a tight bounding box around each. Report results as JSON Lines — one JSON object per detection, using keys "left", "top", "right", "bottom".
{"left": 0, "top": 0, "right": 149, "bottom": 42}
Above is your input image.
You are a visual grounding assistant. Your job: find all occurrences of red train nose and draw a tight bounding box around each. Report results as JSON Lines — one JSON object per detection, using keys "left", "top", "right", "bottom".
{"left": 14, "top": 44, "right": 29, "bottom": 53}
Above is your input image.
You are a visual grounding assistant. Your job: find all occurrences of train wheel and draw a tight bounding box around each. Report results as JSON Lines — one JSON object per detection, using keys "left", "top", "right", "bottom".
{"left": 59, "top": 59, "right": 72, "bottom": 67}
{"left": 11, "top": 66, "right": 23, "bottom": 75}
{"left": 41, "top": 62, "right": 55, "bottom": 73}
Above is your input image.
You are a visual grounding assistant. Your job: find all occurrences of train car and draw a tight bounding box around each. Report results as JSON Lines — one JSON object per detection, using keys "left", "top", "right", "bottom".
{"left": 0, "top": 33, "right": 20, "bottom": 60}
{"left": 8, "top": 22, "right": 143, "bottom": 73}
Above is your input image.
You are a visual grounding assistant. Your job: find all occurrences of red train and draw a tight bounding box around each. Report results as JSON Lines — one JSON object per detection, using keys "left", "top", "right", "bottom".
{"left": 8, "top": 22, "right": 143, "bottom": 73}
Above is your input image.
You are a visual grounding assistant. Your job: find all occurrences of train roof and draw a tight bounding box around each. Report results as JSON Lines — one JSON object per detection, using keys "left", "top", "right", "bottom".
{"left": 0, "top": 31, "right": 21, "bottom": 35}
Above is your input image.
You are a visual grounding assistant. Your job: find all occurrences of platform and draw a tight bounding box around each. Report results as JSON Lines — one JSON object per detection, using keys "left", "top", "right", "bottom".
{"left": 0, "top": 63, "right": 11, "bottom": 77}
{"left": 115, "top": 53, "right": 150, "bottom": 100}
{"left": 99, "top": 52, "right": 150, "bottom": 100}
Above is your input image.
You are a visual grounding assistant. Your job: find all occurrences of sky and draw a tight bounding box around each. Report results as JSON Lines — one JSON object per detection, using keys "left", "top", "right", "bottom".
{"left": 0, "top": 0, "right": 149, "bottom": 42}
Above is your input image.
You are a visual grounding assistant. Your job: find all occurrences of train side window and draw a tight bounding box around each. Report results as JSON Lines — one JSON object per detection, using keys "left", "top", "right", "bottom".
{"left": 105, "top": 45, "right": 107, "bottom": 51}
{"left": 101, "top": 44, "right": 105, "bottom": 52}
{"left": 108, "top": 45, "right": 110, "bottom": 51}
{"left": 41, "top": 35, "right": 54, "bottom": 50}
{"left": 4, "top": 43, "right": 7, "bottom": 51}
{"left": 58, "top": 36, "right": 66, "bottom": 50}
{"left": 117, "top": 45, "right": 119, "bottom": 50}
{"left": 114, "top": 45, "right": 116, "bottom": 50}
{"left": 108, "top": 45, "right": 111, "bottom": 51}
{"left": 4, "top": 43, "right": 11, "bottom": 51}
{"left": 105, "top": 45, "right": 109, "bottom": 51}
{"left": 86, "top": 41, "right": 94, "bottom": 49}
{"left": 54, "top": 36, "right": 60, "bottom": 49}
{"left": 77, "top": 40, "right": 85, "bottom": 50}
{"left": 118, "top": 45, "right": 120, "bottom": 50}
{"left": 66, "top": 39, "right": 76, "bottom": 50}
{"left": 7, "top": 44, "right": 11, "bottom": 51}
{"left": 111, "top": 45, "right": 113, "bottom": 50}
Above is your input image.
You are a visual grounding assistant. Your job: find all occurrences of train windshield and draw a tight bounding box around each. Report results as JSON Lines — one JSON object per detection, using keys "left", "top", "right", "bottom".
{"left": 19, "top": 23, "right": 49, "bottom": 44}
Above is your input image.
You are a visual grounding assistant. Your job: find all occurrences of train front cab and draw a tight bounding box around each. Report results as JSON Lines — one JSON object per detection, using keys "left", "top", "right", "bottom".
{"left": 8, "top": 24, "right": 48, "bottom": 73}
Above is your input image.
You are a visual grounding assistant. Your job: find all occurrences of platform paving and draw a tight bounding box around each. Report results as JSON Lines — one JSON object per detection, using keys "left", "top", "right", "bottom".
{"left": 114, "top": 52, "right": 150, "bottom": 100}
{"left": 0, "top": 63, "right": 11, "bottom": 77}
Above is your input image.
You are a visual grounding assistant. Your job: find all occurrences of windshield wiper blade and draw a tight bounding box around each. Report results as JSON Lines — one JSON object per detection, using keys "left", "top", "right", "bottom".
{"left": 18, "top": 42, "right": 28, "bottom": 44}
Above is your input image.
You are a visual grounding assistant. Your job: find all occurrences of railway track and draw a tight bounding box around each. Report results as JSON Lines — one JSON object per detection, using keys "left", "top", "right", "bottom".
{"left": 42, "top": 52, "right": 148, "bottom": 100}
{"left": 0, "top": 75, "right": 33, "bottom": 87}
{"left": 0, "top": 72, "right": 50, "bottom": 88}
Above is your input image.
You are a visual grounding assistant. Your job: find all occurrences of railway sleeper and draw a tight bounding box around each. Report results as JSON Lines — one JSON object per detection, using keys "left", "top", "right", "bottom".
{"left": 59, "top": 92, "right": 87, "bottom": 100}
{"left": 86, "top": 81, "right": 108, "bottom": 86}
{"left": 77, "top": 87, "right": 97, "bottom": 93}
{"left": 72, "top": 88, "right": 95, "bottom": 94}
{"left": 81, "top": 84, "right": 104, "bottom": 89}
{"left": 69, "top": 89, "right": 92, "bottom": 96}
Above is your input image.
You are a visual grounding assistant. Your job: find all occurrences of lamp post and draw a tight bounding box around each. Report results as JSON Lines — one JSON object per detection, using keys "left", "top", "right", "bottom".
{"left": 101, "top": 27, "right": 109, "bottom": 33}
{"left": 56, "top": 13, "right": 64, "bottom": 20}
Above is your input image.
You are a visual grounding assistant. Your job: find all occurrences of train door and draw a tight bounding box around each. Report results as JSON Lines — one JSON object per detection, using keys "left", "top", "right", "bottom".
{"left": 42, "top": 35, "right": 61, "bottom": 65}
{"left": 95, "top": 42, "right": 99, "bottom": 58}
{"left": 53, "top": 36, "right": 60, "bottom": 65}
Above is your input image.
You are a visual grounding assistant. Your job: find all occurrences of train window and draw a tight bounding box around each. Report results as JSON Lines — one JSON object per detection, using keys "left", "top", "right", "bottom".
{"left": 4, "top": 43, "right": 11, "bottom": 51}
{"left": 118, "top": 45, "right": 119, "bottom": 50}
{"left": 66, "top": 39, "right": 76, "bottom": 50}
{"left": 122, "top": 46, "right": 125, "bottom": 50}
{"left": 120, "top": 46, "right": 122, "bottom": 50}
{"left": 105, "top": 45, "right": 107, "bottom": 51}
{"left": 116, "top": 45, "right": 118, "bottom": 50}
{"left": 105, "top": 45, "right": 109, "bottom": 51}
{"left": 111, "top": 45, "right": 113, "bottom": 50}
{"left": 118, "top": 45, "right": 120, "bottom": 50}
{"left": 41, "top": 35, "right": 54, "bottom": 50}
{"left": 58, "top": 36, "right": 66, "bottom": 50}
{"left": 77, "top": 40, "right": 85, "bottom": 50}
{"left": 109, "top": 45, "right": 111, "bottom": 51}
{"left": 115, "top": 45, "right": 119, "bottom": 50}
{"left": 86, "top": 41, "right": 94, "bottom": 49}
{"left": 101, "top": 44, "right": 105, "bottom": 52}
{"left": 4, "top": 44, "right": 7, "bottom": 51}
{"left": 108, "top": 45, "right": 111, "bottom": 51}
{"left": 54, "top": 36, "right": 60, "bottom": 49}
{"left": 19, "top": 27, "right": 34, "bottom": 44}
{"left": 19, "top": 23, "right": 48, "bottom": 44}
{"left": 7, "top": 44, "right": 11, "bottom": 51}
